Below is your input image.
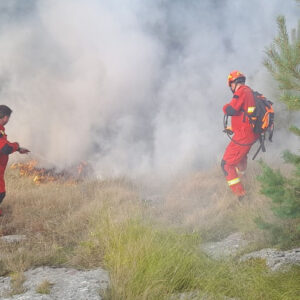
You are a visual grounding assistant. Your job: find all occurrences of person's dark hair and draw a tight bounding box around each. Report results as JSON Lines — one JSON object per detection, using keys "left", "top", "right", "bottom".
{"left": 234, "top": 77, "right": 246, "bottom": 85}
{"left": 0, "top": 105, "right": 12, "bottom": 119}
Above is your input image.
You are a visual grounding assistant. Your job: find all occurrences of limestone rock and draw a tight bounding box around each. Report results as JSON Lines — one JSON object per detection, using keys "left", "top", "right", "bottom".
{"left": 240, "top": 248, "right": 300, "bottom": 271}
{"left": 201, "top": 232, "right": 249, "bottom": 259}
{"left": 0, "top": 267, "right": 109, "bottom": 300}
{"left": 0, "top": 235, "right": 26, "bottom": 243}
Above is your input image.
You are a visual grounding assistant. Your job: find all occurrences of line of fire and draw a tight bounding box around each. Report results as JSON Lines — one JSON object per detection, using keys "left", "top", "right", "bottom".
{"left": 10, "top": 160, "right": 93, "bottom": 185}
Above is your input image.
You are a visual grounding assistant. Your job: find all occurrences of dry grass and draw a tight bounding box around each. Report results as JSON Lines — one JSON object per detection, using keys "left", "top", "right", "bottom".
{"left": 0, "top": 167, "right": 140, "bottom": 275}
{"left": 74, "top": 199, "right": 300, "bottom": 300}
{"left": 35, "top": 280, "right": 54, "bottom": 294}
{"left": 157, "top": 163, "right": 275, "bottom": 242}
{"left": 0, "top": 165, "right": 299, "bottom": 300}
{"left": 0, "top": 163, "right": 276, "bottom": 277}
{"left": 8, "top": 271, "right": 26, "bottom": 296}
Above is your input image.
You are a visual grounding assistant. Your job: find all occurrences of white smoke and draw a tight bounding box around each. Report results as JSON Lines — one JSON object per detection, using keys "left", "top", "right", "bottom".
{"left": 0, "top": 0, "right": 299, "bottom": 179}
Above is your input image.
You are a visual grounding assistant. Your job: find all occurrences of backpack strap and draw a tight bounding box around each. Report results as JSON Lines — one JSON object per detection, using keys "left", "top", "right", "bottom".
{"left": 252, "top": 133, "right": 266, "bottom": 160}
{"left": 260, "top": 133, "right": 266, "bottom": 152}
{"left": 268, "top": 124, "right": 274, "bottom": 142}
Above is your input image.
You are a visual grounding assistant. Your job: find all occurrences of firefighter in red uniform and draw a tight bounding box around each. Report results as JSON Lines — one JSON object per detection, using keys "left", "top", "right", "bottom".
{"left": 221, "top": 71, "right": 258, "bottom": 199}
{"left": 0, "top": 105, "right": 29, "bottom": 216}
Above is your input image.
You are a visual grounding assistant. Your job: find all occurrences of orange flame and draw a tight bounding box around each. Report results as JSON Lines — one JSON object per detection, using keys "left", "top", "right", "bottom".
{"left": 10, "top": 160, "right": 90, "bottom": 185}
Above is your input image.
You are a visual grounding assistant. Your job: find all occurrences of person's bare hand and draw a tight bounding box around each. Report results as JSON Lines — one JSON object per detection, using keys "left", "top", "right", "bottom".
{"left": 18, "top": 147, "right": 30, "bottom": 154}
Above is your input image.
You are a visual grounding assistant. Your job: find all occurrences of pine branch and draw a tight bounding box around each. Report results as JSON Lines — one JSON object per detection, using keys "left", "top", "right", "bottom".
{"left": 280, "top": 93, "right": 300, "bottom": 109}
{"left": 282, "top": 150, "right": 300, "bottom": 164}
{"left": 265, "top": 15, "right": 300, "bottom": 109}
{"left": 260, "top": 12, "right": 300, "bottom": 247}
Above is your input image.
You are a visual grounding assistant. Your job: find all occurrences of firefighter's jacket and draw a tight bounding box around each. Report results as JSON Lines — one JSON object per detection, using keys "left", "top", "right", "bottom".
{"left": 223, "top": 85, "right": 256, "bottom": 133}
{"left": 0, "top": 125, "right": 19, "bottom": 193}
{"left": 222, "top": 85, "right": 259, "bottom": 196}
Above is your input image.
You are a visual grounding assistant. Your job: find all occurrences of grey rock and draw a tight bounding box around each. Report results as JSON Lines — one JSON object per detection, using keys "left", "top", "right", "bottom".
{"left": 201, "top": 233, "right": 249, "bottom": 259}
{"left": 0, "top": 235, "right": 26, "bottom": 243}
{"left": 240, "top": 248, "right": 300, "bottom": 271}
{"left": 0, "top": 267, "right": 109, "bottom": 300}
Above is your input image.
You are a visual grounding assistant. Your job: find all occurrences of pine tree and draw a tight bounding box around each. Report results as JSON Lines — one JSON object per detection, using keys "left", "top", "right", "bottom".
{"left": 264, "top": 16, "right": 300, "bottom": 110}
{"left": 257, "top": 15, "right": 300, "bottom": 247}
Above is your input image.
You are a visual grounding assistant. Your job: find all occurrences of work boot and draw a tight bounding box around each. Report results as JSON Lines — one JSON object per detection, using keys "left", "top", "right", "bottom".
{"left": 232, "top": 184, "right": 246, "bottom": 201}
{"left": 230, "top": 182, "right": 246, "bottom": 197}
{"left": 237, "top": 188, "right": 246, "bottom": 201}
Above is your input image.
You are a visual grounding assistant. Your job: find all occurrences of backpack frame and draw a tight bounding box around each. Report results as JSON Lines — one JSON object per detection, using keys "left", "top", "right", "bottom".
{"left": 223, "top": 90, "right": 274, "bottom": 160}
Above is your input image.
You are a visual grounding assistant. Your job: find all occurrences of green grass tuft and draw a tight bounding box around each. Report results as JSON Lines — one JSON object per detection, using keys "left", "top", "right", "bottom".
{"left": 78, "top": 212, "right": 300, "bottom": 300}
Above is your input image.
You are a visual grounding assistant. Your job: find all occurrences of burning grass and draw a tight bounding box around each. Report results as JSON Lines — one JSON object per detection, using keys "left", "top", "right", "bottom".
{"left": 10, "top": 160, "right": 92, "bottom": 184}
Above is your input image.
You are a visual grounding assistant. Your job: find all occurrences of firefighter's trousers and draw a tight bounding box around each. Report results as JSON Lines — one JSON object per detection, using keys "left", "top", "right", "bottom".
{"left": 222, "top": 128, "right": 258, "bottom": 196}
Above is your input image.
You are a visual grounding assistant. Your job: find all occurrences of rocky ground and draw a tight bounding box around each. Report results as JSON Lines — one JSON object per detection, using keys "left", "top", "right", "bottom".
{"left": 0, "top": 267, "right": 109, "bottom": 300}
{"left": 0, "top": 235, "right": 109, "bottom": 300}
{"left": 1, "top": 232, "right": 299, "bottom": 299}
{"left": 202, "top": 232, "right": 300, "bottom": 271}
{"left": 240, "top": 248, "right": 300, "bottom": 271}
{"left": 201, "top": 232, "right": 249, "bottom": 260}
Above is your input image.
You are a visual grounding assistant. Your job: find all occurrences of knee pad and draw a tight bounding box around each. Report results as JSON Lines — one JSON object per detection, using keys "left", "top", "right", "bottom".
{"left": 0, "top": 192, "right": 6, "bottom": 204}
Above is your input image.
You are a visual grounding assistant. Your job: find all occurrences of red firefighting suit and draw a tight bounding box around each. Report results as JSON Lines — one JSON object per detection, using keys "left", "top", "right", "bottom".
{"left": 222, "top": 85, "right": 259, "bottom": 196}
{"left": 0, "top": 124, "right": 19, "bottom": 204}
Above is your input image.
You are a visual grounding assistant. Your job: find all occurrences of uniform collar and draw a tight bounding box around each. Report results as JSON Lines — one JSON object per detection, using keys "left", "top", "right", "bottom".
{"left": 234, "top": 84, "right": 248, "bottom": 94}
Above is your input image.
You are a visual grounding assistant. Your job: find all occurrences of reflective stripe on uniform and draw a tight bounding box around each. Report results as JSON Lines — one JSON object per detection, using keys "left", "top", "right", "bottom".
{"left": 247, "top": 106, "right": 255, "bottom": 113}
{"left": 227, "top": 177, "right": 241, "bottom": 186}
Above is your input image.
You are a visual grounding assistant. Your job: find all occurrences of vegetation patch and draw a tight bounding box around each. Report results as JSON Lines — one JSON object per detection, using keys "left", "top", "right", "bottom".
{"left": 36, "top": 280, "right": 54, "bottom": 294}
{"left": 9, "top": 271, "right": 26, "bottom": 296}
{"left": 77, "top": 212, "right": 300, "bottom": 300}
{"left": 1, "top": 168, "right": 300, "bottom": 299}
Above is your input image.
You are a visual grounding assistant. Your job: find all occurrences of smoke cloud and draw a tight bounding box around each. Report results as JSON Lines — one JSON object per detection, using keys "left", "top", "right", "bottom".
{"left": 0, "top": 0, "right": 299, "bottom": 179}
